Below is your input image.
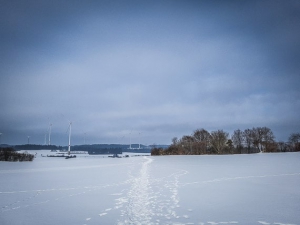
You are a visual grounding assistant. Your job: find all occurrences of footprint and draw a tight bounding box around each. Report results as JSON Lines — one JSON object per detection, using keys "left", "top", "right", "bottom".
{"left": 273, "top": 223, "right": 296, "bottom": 225}
{"left": 258, "top": 221, "right": 270, "bottom": 225}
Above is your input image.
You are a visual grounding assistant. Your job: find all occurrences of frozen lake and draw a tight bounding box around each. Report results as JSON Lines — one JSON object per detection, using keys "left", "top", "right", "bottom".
{"left": 1, "top": 151, "right": 300, "bottom": 225}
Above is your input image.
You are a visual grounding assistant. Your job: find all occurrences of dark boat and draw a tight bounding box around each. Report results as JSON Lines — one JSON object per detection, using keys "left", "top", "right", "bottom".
{"left": 65, "top": 155, "right": 76, "bottom": 159}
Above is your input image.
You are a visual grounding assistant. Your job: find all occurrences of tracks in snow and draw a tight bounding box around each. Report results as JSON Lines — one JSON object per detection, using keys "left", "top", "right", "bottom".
{"left": 118, "top": 156, "right": 188, "bottom": 225}
{"left": 2, "top": 156, "right": 298, "bottom": 225}
{"left": 121, "top": 156, "right": 153, "bottom": 224}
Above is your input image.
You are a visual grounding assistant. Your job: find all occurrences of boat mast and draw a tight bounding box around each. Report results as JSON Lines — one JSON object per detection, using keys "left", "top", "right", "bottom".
{"left": 48, "top": 123, "right": 52, "bottom": 145}
{"left": 68, "top": 122, "right": 72, "bottom": 155}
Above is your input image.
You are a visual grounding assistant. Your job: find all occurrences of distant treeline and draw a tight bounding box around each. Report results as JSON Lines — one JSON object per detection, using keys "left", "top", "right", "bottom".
{"left": 7, "top": 144, "right": 154, "bottom": 155}
{"left": 72, "top": 144, "right": 128, "bottom": 151}
{"left": 13, "top": 144, "right": 63, "bottom": 150}
{"left": 12, "top": 144, "right": 146, "bottom": 151}
{"left": 72, "top": 144, "right": 123, "bottom": 154}
{"left": 151, "top": 127, "right": 300, "bottom": 156}
{"left": 0, "top": 147, "right": 34, "bottom": 161}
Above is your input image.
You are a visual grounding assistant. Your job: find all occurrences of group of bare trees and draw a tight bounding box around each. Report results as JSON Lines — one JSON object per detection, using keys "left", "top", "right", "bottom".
{"left": 288, "top": 133, "right": 300, "bottom": 151}
{"left": 151, "top": 128, "right": 300, "bottom": 156}
{"left": 231, "top": 127, "right": 278, "bottom": 153}
{"left": 0, "top": 147, "right": 34, "bottom": 161}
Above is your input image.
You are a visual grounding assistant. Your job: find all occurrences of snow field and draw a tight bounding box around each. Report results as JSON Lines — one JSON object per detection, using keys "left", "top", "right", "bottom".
{"left": 0, "top": 151, "right": 299, "bottom": 225}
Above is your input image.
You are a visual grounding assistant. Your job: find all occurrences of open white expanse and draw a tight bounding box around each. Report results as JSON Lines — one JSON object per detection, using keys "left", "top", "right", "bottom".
{"left": 1, "top": 151, "right": 300, "bottom": 225}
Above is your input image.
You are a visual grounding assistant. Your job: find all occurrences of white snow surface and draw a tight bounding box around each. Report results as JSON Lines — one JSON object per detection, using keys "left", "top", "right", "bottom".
{"left": 1, "top": 151, "right": 300, "bottom": 225}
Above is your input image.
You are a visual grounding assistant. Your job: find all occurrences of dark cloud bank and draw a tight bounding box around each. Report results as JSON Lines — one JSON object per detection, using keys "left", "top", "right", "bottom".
{"left": 1, "top": 0, "right": 300, "bottom": 145}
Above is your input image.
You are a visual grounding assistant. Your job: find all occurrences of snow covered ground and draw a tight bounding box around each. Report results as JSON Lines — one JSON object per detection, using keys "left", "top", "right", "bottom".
{"left": 1, "top": 151, "right": 300, "bottom": 225}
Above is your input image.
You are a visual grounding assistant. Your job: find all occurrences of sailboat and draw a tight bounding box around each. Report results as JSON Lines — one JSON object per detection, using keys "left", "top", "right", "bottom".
{"left": 65, "top": 122, "right": 76, "bottom": 159}
{"left": 45, "top": 122, "right": 76, "bottom": 158}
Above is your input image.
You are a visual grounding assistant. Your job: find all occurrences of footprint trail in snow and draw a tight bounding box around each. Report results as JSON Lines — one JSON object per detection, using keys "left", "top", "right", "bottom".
{"left": 117, "top": 156, "right": 188, "bottom": 225}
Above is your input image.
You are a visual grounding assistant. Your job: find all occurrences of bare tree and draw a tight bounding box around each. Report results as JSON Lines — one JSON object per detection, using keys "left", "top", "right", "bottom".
{"left": 232, "top": 129, "right": 244, "bottom": 153}
{"left": 193, "top": 129, "right": 210, "bottom": 154}
{"left": 172, "top": 137, "right": 179, "bottom": 146}
{"left": 249, "top": 127, "right": 275, "bottom": 152}
{"left": 210, "top": 130, "right": 229, "bottom": 154}
{"left": 226, "top": 139, "right": 234, "bottom": 154}
{"left": 288, "top": 133, "right": 300, "bottom": 151}
{"left": 193, "top": 129, "right": 210, "bottom": 142}
{"left": 289, "top": 133, "right": 300, "bottom": 143}
{"left": 261, "top": 127, "right": 276, "bottom": 152}
{"left": 180, "top": 135, "right": 194, "bottom": 155}
{"left": 243, "top": 129, "right": 253, "bottom": 153}
{"left": 251, "top": 127, "right": 264, "bottom": 152}
{"left": 277, "top": 141, "right": 289, "bottom": 152}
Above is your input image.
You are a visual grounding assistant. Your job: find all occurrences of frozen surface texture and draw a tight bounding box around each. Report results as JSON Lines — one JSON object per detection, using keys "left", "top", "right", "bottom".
{"left": 1, "top": 151, "right": 300, "bottom": 225}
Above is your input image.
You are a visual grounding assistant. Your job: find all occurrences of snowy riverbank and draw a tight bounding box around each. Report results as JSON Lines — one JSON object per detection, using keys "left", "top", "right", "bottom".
{"left": 1, "top": 152, "right": 299, "bottom": 225}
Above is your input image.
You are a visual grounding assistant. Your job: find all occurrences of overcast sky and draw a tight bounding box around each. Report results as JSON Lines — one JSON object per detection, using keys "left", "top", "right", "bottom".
{"left": 1, "top": 0, "right": 300, "bottom": 146}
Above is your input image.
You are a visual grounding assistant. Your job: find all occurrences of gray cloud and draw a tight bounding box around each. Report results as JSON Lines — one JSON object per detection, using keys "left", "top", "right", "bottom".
{"left": 1, "top": 0, "right": 300, "bottom": 145}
